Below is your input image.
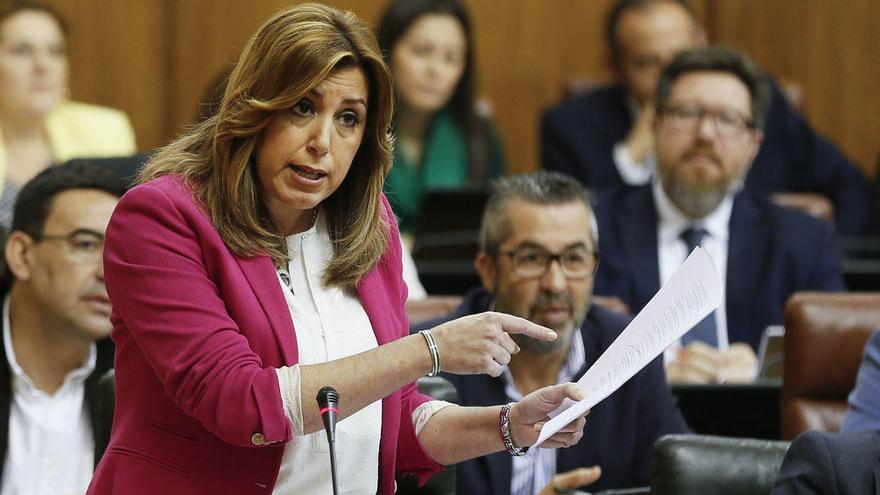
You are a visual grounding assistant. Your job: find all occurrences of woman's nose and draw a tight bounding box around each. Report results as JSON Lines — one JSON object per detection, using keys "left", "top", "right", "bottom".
{"left": 307, "top": 117, "right": 332, "bottom": 156}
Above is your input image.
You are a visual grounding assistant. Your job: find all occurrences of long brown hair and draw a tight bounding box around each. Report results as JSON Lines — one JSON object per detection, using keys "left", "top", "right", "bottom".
{"left": 376, "top": 0, "right": 494, "bottom": 183}
{"left": 141, "top": 3, "right": 395, "bottom": 291}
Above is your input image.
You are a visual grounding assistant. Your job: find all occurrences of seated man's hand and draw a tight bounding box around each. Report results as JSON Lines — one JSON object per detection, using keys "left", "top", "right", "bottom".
{"left": 539, "top": 466, "right": 602, "bottom": 495}
{"left": 666, "top": 341, "right": 722, "bottom": 384}
{"left": 622, "top": 104, "right": 655, "bottom": 164}
{"left": 718, "top": 343, "right": 758, "bottom": 383}
{"left": 666, "top": 342, "right": 759, "bottom": 384}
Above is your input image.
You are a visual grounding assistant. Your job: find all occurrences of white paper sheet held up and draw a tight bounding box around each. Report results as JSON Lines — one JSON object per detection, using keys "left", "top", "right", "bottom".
{"left": 535, "top": 247, "right": 722, "bottom": 446}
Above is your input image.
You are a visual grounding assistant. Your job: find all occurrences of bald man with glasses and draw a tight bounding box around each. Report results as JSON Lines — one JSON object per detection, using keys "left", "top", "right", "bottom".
{"left": 413, "top": 171, "right": 688, "bottom": 495}
{"left": 592, "top": 46, "right": 845, "bottom": 385}
{"left": 542, "top": 0, "right": 873, "bottom": 236}
{"left": 0, "top": 162, "right": 123, "bottom": 493}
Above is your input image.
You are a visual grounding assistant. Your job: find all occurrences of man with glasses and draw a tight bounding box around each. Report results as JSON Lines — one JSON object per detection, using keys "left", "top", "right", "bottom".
{"left": 593, "top": 46, "right": 845, "bottom": 384}
{"left": 0, "top": 162, "right": 123, "bottom": 493}
{"left": 413, "top": 171, "right": 688, "bottom": 494}
{"left": 542, "top": 0, "right": 873, "bottom": 235}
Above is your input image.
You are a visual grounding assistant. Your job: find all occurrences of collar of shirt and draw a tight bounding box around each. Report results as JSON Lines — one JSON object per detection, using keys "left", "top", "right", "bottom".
{"left": 501, "top": 326, "right": 586, "bottom": 401}
{"left": 652, "top": 179, "right": 734, "bottom": 247}
{"left": 501, "top": 320, "right": 587, "bottom": 495}
{"left": 2, "top": 296, "right": 97, "bottom": 396}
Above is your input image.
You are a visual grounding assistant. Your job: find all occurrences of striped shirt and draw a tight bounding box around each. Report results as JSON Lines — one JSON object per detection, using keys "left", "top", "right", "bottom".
{"left": 503, "top": 328, "right": 587, "bottom": 495}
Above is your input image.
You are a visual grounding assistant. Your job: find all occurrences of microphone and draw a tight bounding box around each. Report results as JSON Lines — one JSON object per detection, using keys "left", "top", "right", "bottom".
{"left": 316, "top": 386, "right": 340, "bottom": 495}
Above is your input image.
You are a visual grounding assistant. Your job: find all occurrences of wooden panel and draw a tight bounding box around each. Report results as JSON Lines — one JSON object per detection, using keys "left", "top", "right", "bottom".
{"left": 464, "top": 0, "right": 708, "bottom": 172}
{"left": 41, "top": 0, "right": 878, "bottom": 179}
{"left": 169, "top": 0, "right": 385, "bottom": 143}
{"left": 709, "top": 0, "right": 880, "bottom": 178}
{"left": 42, "top": 0, "right": 169, "bottom": 152}
{"left": 167, "top": 0, "right": 629, "bottom": 173}
{"left": 465, "top": 0, "right": 614, "bottom": 172}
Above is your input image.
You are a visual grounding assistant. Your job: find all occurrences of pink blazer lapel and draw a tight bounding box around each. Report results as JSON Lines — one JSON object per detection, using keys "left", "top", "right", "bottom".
{"left": 235, "top": 254, "right": 299, "bottom": 364}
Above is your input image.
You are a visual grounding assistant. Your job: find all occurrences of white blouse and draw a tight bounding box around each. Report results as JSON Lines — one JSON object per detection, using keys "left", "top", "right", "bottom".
{"left": 272, "top": 213, "right": 382, "bottom": 494}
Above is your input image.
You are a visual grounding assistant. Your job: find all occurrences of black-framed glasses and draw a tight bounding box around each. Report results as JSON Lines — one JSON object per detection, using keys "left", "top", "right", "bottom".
{"left": 500, "top": 247, "right": 598, "bottom": 279}
{"left": 33, "top": 228, "right": 105, "bottom": 264}
{"left": 660, "top": 105, "right": 755, "bottom": 138}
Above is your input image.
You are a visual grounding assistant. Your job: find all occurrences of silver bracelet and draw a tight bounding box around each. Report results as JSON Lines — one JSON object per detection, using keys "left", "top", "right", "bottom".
{"left": 418, "top": 329, "right": 441, "bottom": 376}
{"left": 499, "top": 403, "right": 529, "bottom": 456}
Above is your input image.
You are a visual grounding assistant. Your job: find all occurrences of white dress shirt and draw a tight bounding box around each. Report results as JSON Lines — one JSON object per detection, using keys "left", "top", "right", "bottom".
{"left": 1, "top": 297, "right": 97, "bottom": 495}
{"left": 653, "top": 181, "right": 732, "bottom": 360}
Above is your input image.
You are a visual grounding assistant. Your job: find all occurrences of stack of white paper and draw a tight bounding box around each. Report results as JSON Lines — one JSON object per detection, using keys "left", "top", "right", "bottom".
{"left": 536, "top": 246, "right": 722, "bottom": 446}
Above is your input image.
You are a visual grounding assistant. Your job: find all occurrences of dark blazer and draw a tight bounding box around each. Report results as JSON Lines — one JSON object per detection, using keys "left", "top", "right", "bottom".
{"left": 415, "top": 289, "right": 689, "bottom": 494}
{"left": 772, "top": 430, "right": 880, "bottom": 495}
{"left": 592, "top": 185, "right": 846, "bottom": 352}
{"left": 0, "top": 323, "right": 114, "bottom": 484}
{"left": 541, "top": 81, "right": 874, "bottom": 235}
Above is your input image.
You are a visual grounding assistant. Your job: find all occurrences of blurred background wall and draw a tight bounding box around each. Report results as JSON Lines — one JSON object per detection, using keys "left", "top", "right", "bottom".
{"left": 44, "top": 0, "right": 879, "bottom": 178}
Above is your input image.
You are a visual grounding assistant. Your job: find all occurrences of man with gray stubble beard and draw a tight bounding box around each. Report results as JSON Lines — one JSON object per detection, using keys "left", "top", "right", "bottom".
{"left": 413, "top": 171, "right": 687, "bottom": 494}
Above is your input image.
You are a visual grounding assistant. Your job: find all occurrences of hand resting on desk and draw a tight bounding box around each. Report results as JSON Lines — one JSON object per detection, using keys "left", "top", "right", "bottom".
{"left": 666, "top": 342, "right": 758, "bottom": 384}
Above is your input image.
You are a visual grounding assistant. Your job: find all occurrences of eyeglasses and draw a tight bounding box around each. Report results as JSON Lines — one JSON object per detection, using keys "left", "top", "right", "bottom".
{"left": 33, "top": 228, "right": 105, "bottom": 264}
{"left": 500, "top": 247, "right": 598, "bottom": 279}
{"left": 660, "top": 105, "right": 755, "bottom": 138}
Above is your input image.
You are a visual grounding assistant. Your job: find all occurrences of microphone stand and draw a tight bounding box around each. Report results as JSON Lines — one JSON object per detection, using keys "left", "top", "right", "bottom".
{"left": 316, "top": 386, "right": 340, "bottom": 495}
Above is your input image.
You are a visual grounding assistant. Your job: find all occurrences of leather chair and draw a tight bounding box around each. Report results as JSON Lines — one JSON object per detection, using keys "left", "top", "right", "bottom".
{"left": 781, "top": 292, "right": 880, "bottom": 439}
{"left": 651, "top": 434, "right": 790, "bottom": 495}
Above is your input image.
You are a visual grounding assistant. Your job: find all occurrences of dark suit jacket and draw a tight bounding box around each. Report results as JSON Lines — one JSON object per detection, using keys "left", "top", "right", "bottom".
{"left": 541, "top": 81, "right": 874, "bottom": 235}
{"left": 772, "top": 430, "right": 880, "bottom": 495}
{"left": 592, "top": 185, "right": 846, "bottom": 352}
{"left": 415, "top": 289, "right": 690, "bottom": 494}
{"left": 0, "top": 323, "right": 114, "bottom": 484}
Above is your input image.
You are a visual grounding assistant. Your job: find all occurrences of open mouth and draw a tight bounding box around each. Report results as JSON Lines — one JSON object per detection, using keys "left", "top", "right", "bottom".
{"left": 291, "top": 165, "right": 326, "bottom": 181}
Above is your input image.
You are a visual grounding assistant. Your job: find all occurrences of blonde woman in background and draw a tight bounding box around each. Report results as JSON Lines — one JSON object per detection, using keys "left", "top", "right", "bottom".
{"left": 0, "top": 3, "right": 135, "bottom": 228}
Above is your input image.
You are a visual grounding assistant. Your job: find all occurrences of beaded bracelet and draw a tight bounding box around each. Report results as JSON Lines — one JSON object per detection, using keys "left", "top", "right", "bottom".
{"left": 499, "top": 403, "right": 529, "bottom": 456}
{"left": 418, "top": 329, "right": 441, "bottom": 376}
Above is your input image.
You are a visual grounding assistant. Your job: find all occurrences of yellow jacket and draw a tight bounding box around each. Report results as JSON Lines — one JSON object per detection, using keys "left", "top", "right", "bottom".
{"left": 0, "top": 100, "right": 137, "bottom": 192}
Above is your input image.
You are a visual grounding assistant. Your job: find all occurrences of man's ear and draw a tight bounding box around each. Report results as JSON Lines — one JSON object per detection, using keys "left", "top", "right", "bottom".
{"left": 5, "top": 232, "right": 34, "bottom": 282}
{"left": 743, "top": 129, "right": 765, "bottom": 173}
{"left": 474, "top": 252, "right": 496, "bottom": 293}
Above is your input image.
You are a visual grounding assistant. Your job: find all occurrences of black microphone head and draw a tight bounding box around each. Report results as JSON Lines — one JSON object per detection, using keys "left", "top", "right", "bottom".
{"left": 316, "top": 386, "right": 339, "bottom": 407}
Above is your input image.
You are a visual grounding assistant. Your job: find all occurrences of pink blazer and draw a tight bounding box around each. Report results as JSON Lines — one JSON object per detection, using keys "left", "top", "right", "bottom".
{"left": 88, "top": 175, "right": 442, "bottom": 494}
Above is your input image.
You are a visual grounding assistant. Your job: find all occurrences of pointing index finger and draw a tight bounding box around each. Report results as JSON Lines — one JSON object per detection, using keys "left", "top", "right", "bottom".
{"left": 494, "top": 313, "right": 557, "bottom": 341}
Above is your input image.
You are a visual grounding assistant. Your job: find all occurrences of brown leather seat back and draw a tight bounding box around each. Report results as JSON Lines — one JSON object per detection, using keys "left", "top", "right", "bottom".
{"left": 781, "top": 292, "right": 879, "bottom": 439}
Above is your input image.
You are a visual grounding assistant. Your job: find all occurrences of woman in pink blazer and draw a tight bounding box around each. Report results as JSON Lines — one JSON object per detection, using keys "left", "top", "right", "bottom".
{"left": 88, "top": 4, "right": 587, "bottom": 494}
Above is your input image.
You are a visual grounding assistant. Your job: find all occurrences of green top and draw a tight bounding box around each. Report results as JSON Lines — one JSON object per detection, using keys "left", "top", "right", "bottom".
{"left": 385, "top": 108, "right": 505, "bottom": 234}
